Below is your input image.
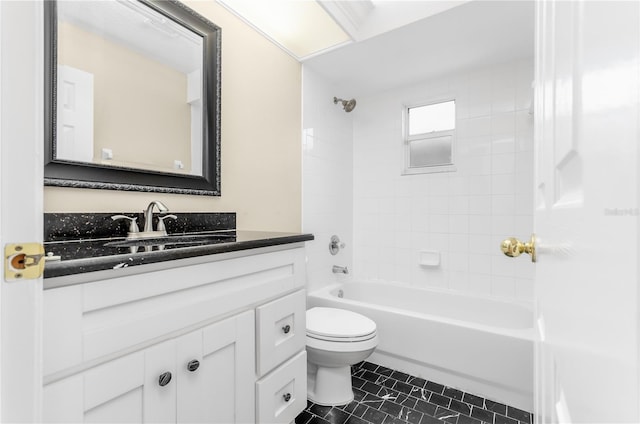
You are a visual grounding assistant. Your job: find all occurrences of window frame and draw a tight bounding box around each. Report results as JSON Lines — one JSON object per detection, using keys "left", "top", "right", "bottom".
{"left": 402, "top": 97, "right": 457, "bottom": 175}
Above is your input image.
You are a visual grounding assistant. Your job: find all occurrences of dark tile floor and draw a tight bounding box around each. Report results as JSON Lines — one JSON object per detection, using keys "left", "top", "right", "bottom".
{"left": 296, "top": 361, "right": 533, "bottom": 424}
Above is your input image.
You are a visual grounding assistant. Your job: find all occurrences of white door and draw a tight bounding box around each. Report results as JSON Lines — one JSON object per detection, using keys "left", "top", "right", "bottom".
{"left": 0, "top": 0, "right": 44, "bottom": 422}
{"left": 533, "top": 1, "right": 639, "bottom": 422}
{"left": 56, "top": 65, "right": 94, "bottom": 163}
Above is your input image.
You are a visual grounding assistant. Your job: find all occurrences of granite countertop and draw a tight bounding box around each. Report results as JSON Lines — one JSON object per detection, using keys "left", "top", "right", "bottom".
{"left": 44, "top": 230, "right": 314, "bottom": 280}
{"left": 43, "top": 212, "right": 313, "bottom": 284}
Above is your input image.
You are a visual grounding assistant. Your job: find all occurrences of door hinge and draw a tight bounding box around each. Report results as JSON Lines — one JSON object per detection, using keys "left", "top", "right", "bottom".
{"left": 4, "top": 243, "right": 45, "bottom": 281}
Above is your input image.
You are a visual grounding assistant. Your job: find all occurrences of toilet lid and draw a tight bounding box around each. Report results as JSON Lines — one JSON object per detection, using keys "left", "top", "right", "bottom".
{"left": 306, "top": 307, "right": 376, "bottom": 339}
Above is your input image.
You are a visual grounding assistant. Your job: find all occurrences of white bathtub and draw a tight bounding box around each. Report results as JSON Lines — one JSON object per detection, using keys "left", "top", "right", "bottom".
{"left": 307, "top": 281, "right": 534, "bottom": 411}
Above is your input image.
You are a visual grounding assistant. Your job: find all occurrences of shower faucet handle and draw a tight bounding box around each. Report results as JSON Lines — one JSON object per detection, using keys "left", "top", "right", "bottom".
{"left": 329, "top": 235, "right": 346, "bottom": 255}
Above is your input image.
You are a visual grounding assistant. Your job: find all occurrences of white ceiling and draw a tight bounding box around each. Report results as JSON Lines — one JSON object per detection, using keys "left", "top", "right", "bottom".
{"left": 304, "top": 0, "right": 535, "bottom": 97}
{"left": 318, "top": 0, "right": 470, "bottom": 43}
{"left": 218, "top": 0, "right": 352, "bottom": 58}
{"left": 218, "top": 0, "right": 470, "bottom": 60}
{"left": 60, "top": 0, "right": 534, "bottom": 99}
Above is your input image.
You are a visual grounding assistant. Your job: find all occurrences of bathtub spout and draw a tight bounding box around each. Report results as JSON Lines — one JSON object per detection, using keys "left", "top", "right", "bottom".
{"left": 332, "top": 265, "right": 349, "bottom": 274}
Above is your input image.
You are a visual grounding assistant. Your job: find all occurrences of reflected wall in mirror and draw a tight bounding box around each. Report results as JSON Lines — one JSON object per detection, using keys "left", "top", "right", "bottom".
{"left": 45, "top": 0, "right": 221, "bottom": 195}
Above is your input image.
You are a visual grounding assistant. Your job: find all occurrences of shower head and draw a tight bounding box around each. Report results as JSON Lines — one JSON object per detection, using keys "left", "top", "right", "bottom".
{"left": 334, "top": 97, "right": 356, "bottom": 113}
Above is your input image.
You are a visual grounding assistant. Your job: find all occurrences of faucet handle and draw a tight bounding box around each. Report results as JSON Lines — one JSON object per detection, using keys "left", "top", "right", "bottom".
{"left": 329, "top": 235, "right": 346, "bottom": 255}
{"left": 156, "top": 214, "right": 177, "bottom": 233}
{"left": 111, "top": 215, "right": 140, "bottom": 234}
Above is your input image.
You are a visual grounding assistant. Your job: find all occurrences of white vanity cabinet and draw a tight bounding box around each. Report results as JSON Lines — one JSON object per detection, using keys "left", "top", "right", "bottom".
{"left": 43, "top": 246, "right": 308, "bottom": 423}
{"left": 44, "top": 312, "right": 255, "bottom": 423}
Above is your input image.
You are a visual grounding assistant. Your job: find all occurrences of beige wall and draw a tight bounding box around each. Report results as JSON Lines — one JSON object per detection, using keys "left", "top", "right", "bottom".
{"left": 58, "top": 21, "right": 192, "bottom": 173}
{"left": 45, "top": 1, "right": 302, "bottom": 232}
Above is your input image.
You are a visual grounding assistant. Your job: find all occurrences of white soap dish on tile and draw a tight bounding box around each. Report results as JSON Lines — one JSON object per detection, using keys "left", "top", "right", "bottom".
{"left": 419, "top": 250, "right": 440, "bottom": 267}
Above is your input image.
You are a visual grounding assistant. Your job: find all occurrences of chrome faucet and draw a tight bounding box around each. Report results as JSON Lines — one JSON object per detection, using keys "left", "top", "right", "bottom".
{"left": 332, "top": 265, "right": 349, "bottom": 274}
{"left": 143, "top": 200, "right": 169, "bottom": 233}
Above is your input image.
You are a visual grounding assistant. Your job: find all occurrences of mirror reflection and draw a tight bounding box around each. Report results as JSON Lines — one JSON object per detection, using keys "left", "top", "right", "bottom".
{"left": 56, "top": 0, "right": 203, "bottom": 175}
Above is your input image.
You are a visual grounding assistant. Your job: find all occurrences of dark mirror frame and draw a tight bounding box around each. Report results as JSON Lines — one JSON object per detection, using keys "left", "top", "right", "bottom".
{"left": 44, "top": 0, "right": 221, "bottom": 196}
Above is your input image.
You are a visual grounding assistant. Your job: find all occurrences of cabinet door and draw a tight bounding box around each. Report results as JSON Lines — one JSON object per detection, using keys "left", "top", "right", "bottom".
{"left": 143, "top": 339, "right": 177, "bottom": 423}
{"left": 177, "top": 311, "right": 255, "bottom": 424}
{"left": 44, "top": 341, "right": 178, "bottom": 423}
{"left": 44, "top": 351, "right": 149, "bottom": 423}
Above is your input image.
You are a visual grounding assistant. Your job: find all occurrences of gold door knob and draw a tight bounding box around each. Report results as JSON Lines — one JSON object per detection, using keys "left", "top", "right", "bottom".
{"left": 500, "top": 234, "right": 537, "bottom": 263}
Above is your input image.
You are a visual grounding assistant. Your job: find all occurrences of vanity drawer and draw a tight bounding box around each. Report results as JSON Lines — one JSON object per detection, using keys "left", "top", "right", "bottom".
{"left": 256, "top": 289, "right": 306, "bottom": 375}
{"left": 256, "top": 351, "right": 307, "bottom": 424}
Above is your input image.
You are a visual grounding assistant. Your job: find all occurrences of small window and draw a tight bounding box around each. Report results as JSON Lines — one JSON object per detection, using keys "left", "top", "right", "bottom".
{"left": 404, "top": 100, "right": 456, "bottom": 174}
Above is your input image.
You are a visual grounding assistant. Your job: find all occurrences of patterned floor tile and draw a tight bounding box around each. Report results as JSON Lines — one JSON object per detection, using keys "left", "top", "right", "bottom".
{"left": 297, "top": 361, "right": 534, "bottom": 424}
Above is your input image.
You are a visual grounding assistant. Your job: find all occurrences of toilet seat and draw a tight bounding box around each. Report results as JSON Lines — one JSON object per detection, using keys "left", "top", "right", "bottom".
{"left": 307, "top": 331, "right": 377, "bottom": 343}
{"left": 306, "top": 307, "right": 377, "bottom": 343}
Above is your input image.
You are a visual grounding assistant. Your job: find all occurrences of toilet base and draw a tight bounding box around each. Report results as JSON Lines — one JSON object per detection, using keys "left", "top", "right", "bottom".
{"left": 307, "top": 362, "right": 354, "bottom": 406}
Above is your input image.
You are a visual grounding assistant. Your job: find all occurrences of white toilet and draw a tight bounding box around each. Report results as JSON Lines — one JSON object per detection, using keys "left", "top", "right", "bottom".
{"left": 306, "top": 307, "right": 378, "bottom": 406}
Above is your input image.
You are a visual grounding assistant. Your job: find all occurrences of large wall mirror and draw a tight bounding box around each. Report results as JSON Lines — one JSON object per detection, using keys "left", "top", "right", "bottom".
{"left": 44, "top": 0, "right": 221, "bottom": 195}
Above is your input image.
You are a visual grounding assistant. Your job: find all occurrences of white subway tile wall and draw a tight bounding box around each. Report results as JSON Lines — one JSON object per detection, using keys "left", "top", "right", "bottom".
{"left": 302, "top": 59, "right": 534, "bottom": 302}
{"left": 302, "top": 68, "right": 354, "bottom": 293}
{"left": 351, "top": 60, "right": 535, "bottom": 301}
